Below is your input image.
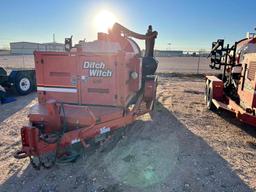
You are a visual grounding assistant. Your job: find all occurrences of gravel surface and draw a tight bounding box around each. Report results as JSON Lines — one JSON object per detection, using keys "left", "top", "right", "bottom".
{"left": 0, "top": 74, "right": 255, "bottom": 192}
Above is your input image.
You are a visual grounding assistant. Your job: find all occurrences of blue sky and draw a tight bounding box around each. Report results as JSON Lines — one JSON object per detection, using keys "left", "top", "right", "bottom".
{"left": 0, "top": 0, "right": 255, "bottom": 51}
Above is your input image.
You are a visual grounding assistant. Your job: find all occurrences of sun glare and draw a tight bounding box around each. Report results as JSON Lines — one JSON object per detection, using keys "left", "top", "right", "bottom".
{"left": 94, "top": 10, "right": 117, "bottom": 33}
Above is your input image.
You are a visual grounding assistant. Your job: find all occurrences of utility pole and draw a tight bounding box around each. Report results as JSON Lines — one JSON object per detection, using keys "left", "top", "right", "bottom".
{"left": 53, "top": 33, "right": 56, "bottom": 43}
{"left": 197, "top": 50, "right": 201, "bottom": 74}
{"left": 168, "top": 43, "right": 171, "bottom": 50}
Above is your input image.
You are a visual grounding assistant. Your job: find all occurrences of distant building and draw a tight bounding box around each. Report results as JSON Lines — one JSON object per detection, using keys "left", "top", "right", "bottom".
{"left": 141, "top": 50, "right": 183, "bottom": 57}
{"left": 10, "top": 42, "right": 65, "bottom": 55}
{"left": 0, "top": 49, "right": 10, "bottom": 55}
{"left": 42, "top": 42, "right": 65, "bottom": 52}
{"left": 154, "top": 50, "right": 183, "bottom": 57}
{"left": 183, "top": 50, "right": 210, "bottom": 57}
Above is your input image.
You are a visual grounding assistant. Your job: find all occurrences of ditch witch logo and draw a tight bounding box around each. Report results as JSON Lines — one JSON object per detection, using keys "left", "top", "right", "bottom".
{"left": 83, "top": 61, "right": 112, "bottom": 77}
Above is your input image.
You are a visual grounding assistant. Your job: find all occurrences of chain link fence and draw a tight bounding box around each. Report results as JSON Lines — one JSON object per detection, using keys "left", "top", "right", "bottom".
{"left": 0, "top": 49, "right": 214, "bottom": 74}
{"left": 156, "top": 51, "right": 214, "bottom": 74}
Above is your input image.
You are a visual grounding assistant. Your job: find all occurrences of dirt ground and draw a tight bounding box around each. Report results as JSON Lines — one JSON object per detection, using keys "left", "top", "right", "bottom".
{"left": 0, "top": 74, "right": 255, "bottom": 192}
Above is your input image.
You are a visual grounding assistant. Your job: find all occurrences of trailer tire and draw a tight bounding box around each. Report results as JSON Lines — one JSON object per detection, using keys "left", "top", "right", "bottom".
{"left": 206, "top": 83, "right": 215, "bottom": 110}
{"left": 204, "top": 79, "right": 209, "bottom": 103}
{"left": 15, "top": 73, "right": 33, "bottom": 95}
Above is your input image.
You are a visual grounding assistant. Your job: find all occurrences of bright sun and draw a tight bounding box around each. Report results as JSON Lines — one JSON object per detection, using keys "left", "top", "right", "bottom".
{"left": 94, "top": 10, "right": 117, "bottom": 33}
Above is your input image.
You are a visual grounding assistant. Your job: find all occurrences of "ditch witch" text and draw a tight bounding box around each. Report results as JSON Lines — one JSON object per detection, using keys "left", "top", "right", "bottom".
{"left": 83, "top": 61, "right": 112, "bottom": 77}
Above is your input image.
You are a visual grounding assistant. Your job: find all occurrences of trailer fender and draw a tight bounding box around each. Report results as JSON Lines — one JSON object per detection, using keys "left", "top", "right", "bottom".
{"left": 205, "top": 76, "right": 224, "bottom": 110}
{"left": 8, "top": 70, "right": 19, "bottom": 84}
{"left": 206, "top": 76, "right": 224, "bottom": 101}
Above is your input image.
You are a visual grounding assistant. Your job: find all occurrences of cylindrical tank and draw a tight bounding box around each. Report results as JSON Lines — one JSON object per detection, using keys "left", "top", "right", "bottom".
{"left": 236, "top": 37, "right": 256, "bottom": 63}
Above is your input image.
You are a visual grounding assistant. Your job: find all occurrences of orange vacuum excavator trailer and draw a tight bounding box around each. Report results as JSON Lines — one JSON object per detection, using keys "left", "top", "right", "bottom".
{"left": 14, "top": 23, "right": 158, "bottom": 169}
{"left": 206, "top": 31, "right": 256, "bottom": 126}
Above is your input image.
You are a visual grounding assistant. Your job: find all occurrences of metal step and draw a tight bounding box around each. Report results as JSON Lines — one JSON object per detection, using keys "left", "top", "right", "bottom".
{"left": 212, "top": 99, "right": 231, "bottom": 111}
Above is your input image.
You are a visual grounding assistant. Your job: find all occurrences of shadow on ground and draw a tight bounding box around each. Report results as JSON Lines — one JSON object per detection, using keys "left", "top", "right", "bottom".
{"left": 214, "top": 109, "right": 256, "bottom": 144}
{"left": 0, "top": 92, "right": 36, "bottom": 122}
{"left": 0, "top": 102, "right": 253, "bottom": 192}
{"left": 212, "top": 102, "right": 256, "bottom": 145}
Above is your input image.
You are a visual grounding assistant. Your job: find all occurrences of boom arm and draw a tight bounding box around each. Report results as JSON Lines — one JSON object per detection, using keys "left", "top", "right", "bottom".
{"left": 111, "top": 23, "right": 158, "bottom": 57}
{"left": 111, "top": 23, "right": 158, "bottom": 40}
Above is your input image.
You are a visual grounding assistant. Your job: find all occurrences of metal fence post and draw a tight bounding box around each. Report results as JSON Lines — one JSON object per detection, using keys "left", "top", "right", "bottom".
{"left": 197, "top": 51, "right": 201, "bottom": 74}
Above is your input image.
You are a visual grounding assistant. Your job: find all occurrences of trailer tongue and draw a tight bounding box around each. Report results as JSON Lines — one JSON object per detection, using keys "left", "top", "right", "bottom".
{"left": 14, "top": 23, "right": 158, "bottom": 169}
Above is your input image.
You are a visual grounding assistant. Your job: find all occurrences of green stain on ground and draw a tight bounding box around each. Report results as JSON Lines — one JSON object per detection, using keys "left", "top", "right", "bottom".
{"left": 144, "top": 165, "right": 155, "bottom": 180}
{"left": 104, "top": 134, "right": 179, "bottom": 188}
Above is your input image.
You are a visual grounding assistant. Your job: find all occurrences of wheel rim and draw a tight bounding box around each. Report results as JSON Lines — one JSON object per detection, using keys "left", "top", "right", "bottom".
{"left": 19, "top": 78, "right": 31, "bottom": 92}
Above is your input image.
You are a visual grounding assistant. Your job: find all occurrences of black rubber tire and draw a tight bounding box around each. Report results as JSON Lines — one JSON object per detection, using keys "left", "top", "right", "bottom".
{"left": 206, "top": 83, "right": 215, "bottom": 110}
{"left": 204, "top": 80, "right": 209, "bottom": 103}
{"left": 142, "top": 57, "right": 158, "bottom": 76}
{"left": 14, "top": 73, "right": 33, "bottom": 95}
{"left": 149, "top": 100, "right": 156, "bottom": 119}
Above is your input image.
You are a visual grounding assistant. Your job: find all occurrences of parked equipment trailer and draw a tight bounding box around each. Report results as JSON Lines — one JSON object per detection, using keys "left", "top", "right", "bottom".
{"left": 206, "top": 31, "right": 256, "bottom": 126}
{"left": 14, "top": 23, "right": 158, "bottom": 169}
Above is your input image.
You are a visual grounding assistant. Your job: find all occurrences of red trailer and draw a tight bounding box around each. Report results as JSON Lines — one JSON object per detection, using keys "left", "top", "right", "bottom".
{"left": 206, "top": 32, "right": 256, "bottom": 126}
{"left": 14, "top": 23, "right": 158, "bottom": 169}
